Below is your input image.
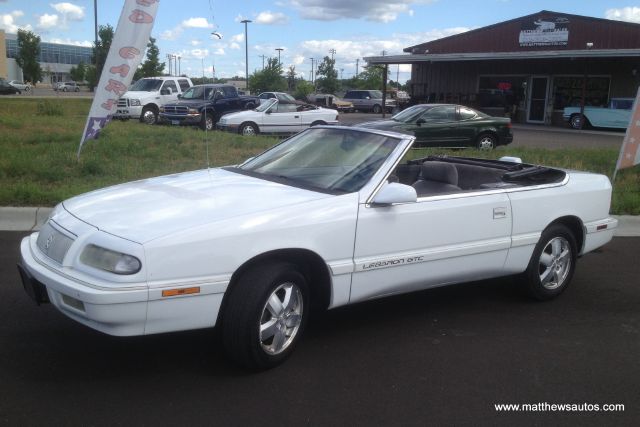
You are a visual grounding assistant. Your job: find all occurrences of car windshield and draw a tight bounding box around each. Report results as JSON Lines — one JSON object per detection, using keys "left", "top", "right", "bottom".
{"left": 369, "top": 90, "right": 383, "bottom": 99}
{"left": 276, "top": 93, "right": 297, "bottom": 103}
{"left": 256, "top": 98, "right": 277, "bottom": 112}
{"left": 237, "top": 128, "right": 401, "bottom": 193}
{"left": 129, "top": 79, "right": 163, "bottom": 91}
{"left": 181, "top": 86, "right": 213, "bottom": 99}
{"left": 391, "top": 105, "right": 431, "bottom": 123}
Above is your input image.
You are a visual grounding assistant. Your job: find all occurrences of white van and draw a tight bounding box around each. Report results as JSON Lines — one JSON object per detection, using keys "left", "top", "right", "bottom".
{"left": 115, "top": 76, "right": 193, "bottom": 124}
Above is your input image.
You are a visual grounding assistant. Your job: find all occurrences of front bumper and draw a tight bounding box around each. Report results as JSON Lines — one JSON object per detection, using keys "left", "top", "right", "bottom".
{"left": 217, "top": 123, "right": 240, "bottom": 133}
{"left": 114, "top": 105, "right": 143, "bottom": 120}
{"left": 159, "top": 113, "right": 202, "bottom": 126}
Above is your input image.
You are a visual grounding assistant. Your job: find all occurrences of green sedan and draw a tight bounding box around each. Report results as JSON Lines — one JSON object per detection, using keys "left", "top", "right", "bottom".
{"left": 356, "top": 104, "right": 513, "bottom": 150}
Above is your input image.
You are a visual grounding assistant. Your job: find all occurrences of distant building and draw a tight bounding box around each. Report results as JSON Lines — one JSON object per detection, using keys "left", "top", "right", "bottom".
{"left": 366, "top": 10, "right": 640, "bottom": 125}
{"left": 2, "top": 31, "right": 92, "bottom": 84}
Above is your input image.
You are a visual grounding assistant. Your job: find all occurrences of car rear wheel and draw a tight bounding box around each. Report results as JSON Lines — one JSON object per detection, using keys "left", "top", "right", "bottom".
{"left": 240, "top": 122, "right": 259, "bottom": 136}
{"left": 140, "top": 107, "right": 158, "bottom": 125}
{"left": 62, "top": 87, "right": 67, "bottom": 92}
{"left": 476, "top": 133, "right": 496, "bottom": 150}
{"left": 222, "top": 262, "right": 309, "bottom": 370}
{"left": 569, "top": 114, "right": 589, "bottom": 130}
{"left": 200, "top": 113, "right": 216, "bottom": 131}
{"left": 522, "top": 224, "right": 577, "bottom": 301}
{"left": 372, "top": 104, "right": 382, "bottom": 114}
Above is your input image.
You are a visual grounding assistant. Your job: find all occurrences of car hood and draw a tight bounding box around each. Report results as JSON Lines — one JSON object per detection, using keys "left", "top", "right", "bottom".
{"left": 164, "top": 99, "right": 209, "bottom": 108}
{"left": 62, "top": 168, "right": 331, "bottom": 243}
{"left": 357, "top": 120, "right": 403, "bottom": 130}
{"left": 220, "top": 110, "right": 258, "bottom": 121}
{"left": 122, "top": 90, "right": 159, "bottom": 99}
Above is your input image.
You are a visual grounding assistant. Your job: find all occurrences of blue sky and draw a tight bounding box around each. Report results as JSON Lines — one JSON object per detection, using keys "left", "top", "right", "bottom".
{"left": 2, "top": 0, "right": 640, "bottom": 82}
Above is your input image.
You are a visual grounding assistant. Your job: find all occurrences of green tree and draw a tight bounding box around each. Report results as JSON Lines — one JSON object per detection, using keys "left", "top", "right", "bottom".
{"left": 293, "top": 80, "right": 315, "bottom": 101}
{"left": 85, "top": 65, "right": 97, "bottom": 91}
{"left": 286, "top": 65, "right": 296, "bottom": 91}
{"left": 69, "top": 62, "right": 87, "bottom": 82}
{"left": 315, "top": 56, "right": 339, "bottom": 94}
{"left": 92, "top": 24, "right": 114, "bottom": 80}
{"left": 249, "top": 57, "right": 286, "bottom": 94}
{"left": 351, "top": 64, "right": 387, "bottom": 90}
{"left": 134, "top": 37, "right": 165, "bottom": 80}
{"left": 15, "top": 29, "right": 43, "bottom": 85}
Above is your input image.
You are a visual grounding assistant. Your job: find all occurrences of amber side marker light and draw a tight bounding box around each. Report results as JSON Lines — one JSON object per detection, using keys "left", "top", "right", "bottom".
{"left": 162, "top": 287, "right": 201, "bottom": 297}
{"left": 597, "top": 224, "right": 608, "bottom": 231}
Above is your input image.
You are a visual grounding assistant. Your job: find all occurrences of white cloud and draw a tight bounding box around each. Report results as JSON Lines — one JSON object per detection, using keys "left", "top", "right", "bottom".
{"left": 229, "top": 42, "right": 240, "bottom": 50}
{"left": 190, "top": 48, "right": 210, "bottom": 59}
{"left": 190, "top": 40, "right": 201, "bottom": 46}
{"left": 0, "top": 10, "right": 29, "bottom": 33}
{"left": 213, "top": 48, "right": 225, "bottom": 55}
{"left": 289, "top": 0, "right": 434, "bottom": 23}
{"left": 37, "top": 13, "right": 59, "bottom": 29}
{"left": 161, "top": 26, "right": 183, "bottom": 41}
{"left": 47, "top": 37, "right": 92, "bottom": 47}
{"left": 231, "top": 33, "right": 245, "bottom": 43}
{"left": 255, "top": 11, "right": 289, "bottom": 25}
{"left": 182, "top": 17, "right": 213, "bottom": 29}
{"left": 51, "top": 2, "right": 84, "bottom": 28}
{"left": 605, "top": 7, "right": 640, "bottom": 23}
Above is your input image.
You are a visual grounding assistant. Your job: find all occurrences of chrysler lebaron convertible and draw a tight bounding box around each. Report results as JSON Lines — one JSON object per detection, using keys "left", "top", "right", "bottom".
{"left": 18, "top": 127, "right": 617, "bottom": 370}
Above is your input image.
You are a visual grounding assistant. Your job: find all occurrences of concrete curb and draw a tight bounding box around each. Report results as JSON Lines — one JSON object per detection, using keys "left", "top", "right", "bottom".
{"left": 1, "top": 206, "right": 638, "bottom": 236}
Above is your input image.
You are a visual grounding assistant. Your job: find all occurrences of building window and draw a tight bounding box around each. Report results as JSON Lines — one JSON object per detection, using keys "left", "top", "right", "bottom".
{"left": 478, "top": 76, "right": 527, "bottom": 111}
{"left": 552, "top": 76, "right": 610, "bottom": 110}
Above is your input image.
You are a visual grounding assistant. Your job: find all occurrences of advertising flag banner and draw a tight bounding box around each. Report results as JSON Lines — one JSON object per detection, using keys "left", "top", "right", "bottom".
{"left": 615, "top": 87, "right": 640, "bottom": 175}
{"left": 78, "top": 0, "right": 159, "bottom": 157}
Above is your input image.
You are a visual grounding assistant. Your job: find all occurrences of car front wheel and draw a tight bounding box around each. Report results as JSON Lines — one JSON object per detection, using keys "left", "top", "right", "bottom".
{"left": 372, "top": 104, "right": 382, "bottom": 114}
{"left": 222, "top": 262, "right": 309, "bottom": 370}
{"left": 522, "top": 224, "right": 577, "bottom": 301}
{"left": 239, "top": 122, "right": 259, "bottom": 136}
{"left": 140, "top": 107, "right": 158, "bottom": 125}
{"left": 200, "top": 113, "right": 216, "bottom": 131}
{"left": 569, "top": 114, "right": 588, "bottom": 130}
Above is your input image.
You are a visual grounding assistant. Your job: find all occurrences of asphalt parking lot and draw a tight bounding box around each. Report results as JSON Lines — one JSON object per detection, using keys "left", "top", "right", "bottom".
{"left": 1, "top": 231, "right": 638, "bottom": 426}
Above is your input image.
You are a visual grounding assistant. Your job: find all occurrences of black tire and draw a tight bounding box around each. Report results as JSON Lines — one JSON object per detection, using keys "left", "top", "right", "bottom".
{"left": 372, "top": 104, "right": 382, "bottom": 114}
{"left": 476, "top": 133, "right": 496, "bottom": 150}
{"left": 239, "top": 122, "right": 259, "bottom": 136}
{"left": 140, "top": 106, "right": 158, "bottom": 125}
{"left": 200, "top": 112, "right": 216, "bottom": 131}
{"left": 310, "top": 120, "right": 326, "bottom": 127}
{"left": 62, "top": 87, "right": 67, "bottom": 92}
{"left": 522, "top": 224, "right": 577, "bottom": 301}
{"left": 222, "top": 262, "right": 309, "bottom": 370}
{"left": 569, "top": 114, "right": 589, "bottom": 130}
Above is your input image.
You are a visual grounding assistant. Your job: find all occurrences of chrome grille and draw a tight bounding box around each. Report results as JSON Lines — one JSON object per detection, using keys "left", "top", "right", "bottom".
{"left": 163, "top": 105, "right": 189, "bottom": 115}
{"left": 36, "top": 222, "right": 75, "bottom": 264}
{"left": 117, "top": 98, "right": 128, "bottom": 108}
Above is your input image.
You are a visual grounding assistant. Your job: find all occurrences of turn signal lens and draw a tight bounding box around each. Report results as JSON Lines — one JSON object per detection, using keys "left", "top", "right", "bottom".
{"left": 80, "top": 245, "right": 142, "bottom": 275}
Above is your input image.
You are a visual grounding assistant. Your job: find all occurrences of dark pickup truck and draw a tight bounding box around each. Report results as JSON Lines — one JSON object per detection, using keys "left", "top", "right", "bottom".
{"left": 159, "top": 84, "right": 259, "bottom": 130}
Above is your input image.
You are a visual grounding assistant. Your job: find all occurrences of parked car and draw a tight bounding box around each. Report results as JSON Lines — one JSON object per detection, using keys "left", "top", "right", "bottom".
{"left": 159, "top": 84, "right": 260, "bottom": 131}
{"left": 115, "top": 76, "right": 193, "bottom": 125}
{"left": 18, "top": 126, "right": 617, "bottom": 370}
{"left": 258, "top": 92, "right": 299, "bottom": 104}
{"left": 309, "top": 93, "right": 354, "bottom": 112}
{"left": 0, "top": 79, "right": 21, "bottom": 95}
{"left": 563, "top": 98, "right": 634, "bottom": 129}
{"left": 54, "top": 81, "right": 80, "bottom": 92}
{"left": 357, "top": 104, "right": 513, "bottom": 149}
{"left": 217, "top": 98, "right": 339, "bottom": 135}
{"left": 343, "top": 89, "right": 395, "bottom": 113}
{"left": 8, "top": 80, "right": 31, "bottom": 92}
{"left": 386, "top": 89, "right": 411, "bottom": 110}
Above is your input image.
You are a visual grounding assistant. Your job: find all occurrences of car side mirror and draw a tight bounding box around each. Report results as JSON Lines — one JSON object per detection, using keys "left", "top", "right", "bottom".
{"left": 177, "top": 94, "right": 182, "bottom": 99}
{"left": 371, "top": 183, "right": 417, "bottom": 206}
{"left": 365, "top": 96, "right": 371, "bottom": 100}
{"left": 416, "top": 118, "right": 425, "bottom": 126}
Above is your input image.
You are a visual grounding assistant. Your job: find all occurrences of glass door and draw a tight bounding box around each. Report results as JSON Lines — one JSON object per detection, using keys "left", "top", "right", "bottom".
{"left": 527, "top": 76, "right": 549, "bottom": 123}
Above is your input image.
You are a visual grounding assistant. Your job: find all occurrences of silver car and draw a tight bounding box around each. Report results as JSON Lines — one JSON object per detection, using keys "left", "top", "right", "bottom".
{"left": 343, "top": 89, "right": 395, "bottom": 113}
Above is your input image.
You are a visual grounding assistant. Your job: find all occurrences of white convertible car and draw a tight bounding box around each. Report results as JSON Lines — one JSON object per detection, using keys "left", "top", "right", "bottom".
{"left": 19, "top": 127, "right": 617, "bottom": 370}
{"left": 217, "top": 98, "right": 339, "bottom": 136}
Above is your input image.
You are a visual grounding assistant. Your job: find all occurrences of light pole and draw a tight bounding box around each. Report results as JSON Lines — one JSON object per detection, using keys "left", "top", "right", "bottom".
{"left": 178, "top": 56, "right": 181, "bottom": 76}
{"left": 309, "top": 57, "right": 315, "bottom": 84}
{"left": 329, "top": 48, "right": 336, "bottom": 60}
{"left": 241, "top": 19, "right": 252, "bottom": 86}
{"left": 275, "top": 48, "right": 284, "bottom": 66}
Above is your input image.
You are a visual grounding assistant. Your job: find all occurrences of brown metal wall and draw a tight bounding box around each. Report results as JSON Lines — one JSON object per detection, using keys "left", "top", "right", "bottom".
{"left": 407, "top": 11, "right": 640, "bottom": 54}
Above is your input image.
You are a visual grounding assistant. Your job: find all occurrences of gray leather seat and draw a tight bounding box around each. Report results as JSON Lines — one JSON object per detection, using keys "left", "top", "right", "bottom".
{"left": 412, "top": 161, "right": 461, "bottom": 195}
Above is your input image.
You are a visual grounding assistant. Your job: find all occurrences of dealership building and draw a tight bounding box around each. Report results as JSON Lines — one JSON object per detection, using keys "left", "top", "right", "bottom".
{"left": 0, "top": 30, "right": 92, "bottom": 84}
{"left": 366, "top": 10, "right": 640, "bottom": 125}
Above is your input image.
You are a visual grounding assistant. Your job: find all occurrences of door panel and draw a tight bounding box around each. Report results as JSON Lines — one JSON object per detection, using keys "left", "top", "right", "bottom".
{"left": 527, "top": 77, "right": 548, "bottom": 123}
{"left": 350, "top": 193, "right": 512, "bottom": 302}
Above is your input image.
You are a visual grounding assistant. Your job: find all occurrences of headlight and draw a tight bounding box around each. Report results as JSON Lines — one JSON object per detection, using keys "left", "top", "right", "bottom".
{"left": 219, "top": 118, "right": 227, "bottom": 125}
{"left": 129, "top": 99, "right": 141, "bottom": 106}
{"left": 188, "top": 108, "right": 199, "bottom": 114}
{"left": 159, "top": 106, "right": 165, "bottom": 112}
{"left": 80, "top": 244, "right": 142, "bottom": 275}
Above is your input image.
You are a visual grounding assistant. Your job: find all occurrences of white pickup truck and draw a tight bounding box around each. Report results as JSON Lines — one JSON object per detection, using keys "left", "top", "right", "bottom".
{"left": 114, "top": 76, "right": 193, "bottom": 124}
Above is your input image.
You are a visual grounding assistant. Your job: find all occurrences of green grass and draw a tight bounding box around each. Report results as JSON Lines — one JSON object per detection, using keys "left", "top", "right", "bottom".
{"left": 0, "top": 98, "right": 638, "bottom": 214}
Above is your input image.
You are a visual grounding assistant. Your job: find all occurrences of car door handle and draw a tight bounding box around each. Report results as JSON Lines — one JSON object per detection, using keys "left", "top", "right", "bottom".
{"left": 294, "top": 115, "right": 300, "bottom": 118}
{"left": 493, "top": 207, "right": 508, "bottom": 219}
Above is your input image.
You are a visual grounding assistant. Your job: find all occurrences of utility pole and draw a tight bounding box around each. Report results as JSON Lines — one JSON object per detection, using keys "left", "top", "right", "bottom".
{"left": 355, "top": 58, "right": 359, "bottom": 78}
{"left": 259, "top": 54, "right": 266, "bottom": 70}
{"left": 178, "top": 56, "right": 181, "bottom": 76}
{"left": 241, "top": 19, "right": 252, "bottom": 84}
{"left": 93, "top": 0, "right": 98, "bottom": 70}
{"left": 310, "top": 57, "right": 315, "bottom": 84}
{"left": 329, "top": 48, "right": 336, "bottom": 60}
{"left": 275, "top": 48, "right": 284, "bottom": 66}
